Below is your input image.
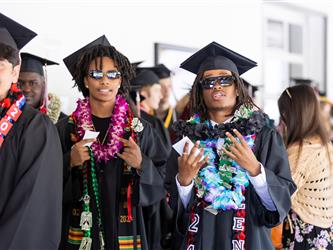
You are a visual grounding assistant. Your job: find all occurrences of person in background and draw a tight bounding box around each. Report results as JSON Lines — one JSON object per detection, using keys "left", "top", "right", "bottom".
{"left": 278, "top": 84, "right": 333, "bottom": 250}
{"left": 131, "top": 68, "right": 171, "bottom": 152}
{"left": 0, "top": 12, "right": 62, "bottom": 250}
{"left": 18, "top": 52, "right": 67, "bottom": 123}
{"left": 130, "top": 68, "right": 172, "bottom": 250}
{"left": 152, "top": 64, "right": 178, "bottom": 130}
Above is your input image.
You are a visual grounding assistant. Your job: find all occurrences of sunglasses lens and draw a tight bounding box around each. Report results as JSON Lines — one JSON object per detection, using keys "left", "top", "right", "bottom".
{"left": 106, "top": 71, "right": 120, "bottom": 79}
{"left": 219, "top": 76, "right": 234, "bottom": 86}
{"left": 201, "top": 79, "right": 215, "bottom": 89}
{"left": 89, "top": 70, "right": 121, "bottom": 80}
{"left": 201, "top": 75, "right": 234, "bottom": 89}
{"left": 90, "top": 70, "right": 103, "bottom": 79}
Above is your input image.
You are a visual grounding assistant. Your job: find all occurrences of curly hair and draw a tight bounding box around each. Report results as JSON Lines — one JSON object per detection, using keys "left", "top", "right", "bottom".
{"left": 72, "top": 44, "right": 135, "bottom": 98}
{"left": 189, "top": 71, "right": 257, "bottom": 121}
{"left": 0, "top": 42, "right": 20, "bottom": 66}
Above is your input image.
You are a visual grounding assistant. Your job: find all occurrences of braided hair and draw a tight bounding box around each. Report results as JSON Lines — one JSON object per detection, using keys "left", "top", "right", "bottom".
{"left": 189, "top": 71, "right": 257, "bottom": 121}
{"left": 72, "top": 44, "right": 135, "bottom": 98}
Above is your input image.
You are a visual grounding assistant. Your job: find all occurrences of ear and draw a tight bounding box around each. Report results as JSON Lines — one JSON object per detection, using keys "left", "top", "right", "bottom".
{"left": 84, "top": 78, "right": 89, "bottom": 88}
{"left": 12, "top": 64, "right": 20, "bottom": 83}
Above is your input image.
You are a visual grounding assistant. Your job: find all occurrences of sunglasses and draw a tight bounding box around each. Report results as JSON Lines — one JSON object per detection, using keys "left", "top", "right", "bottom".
{"left": 88, "top": 70, "right": 121, "bottom": 80}
{"left": 200, "top": 75, "right": 235, "bottom": 89}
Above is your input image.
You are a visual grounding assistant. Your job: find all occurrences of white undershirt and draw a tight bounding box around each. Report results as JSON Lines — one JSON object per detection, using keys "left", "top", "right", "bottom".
{"left": 175, "top": 118, "right": 276, "bottom": 211}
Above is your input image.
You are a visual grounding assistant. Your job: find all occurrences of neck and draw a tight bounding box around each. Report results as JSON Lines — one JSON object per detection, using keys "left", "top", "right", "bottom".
{"left": 141, "top": 101, "right": 153, "bottom": 115}
{"left": 0, "top": 90, "right": 9, "bottom": 102}
{"left": 159, "top": 100, "right": 170, "bottom": 112}
{"left": 90, "top": 97, "right": 115, "bottom": 118}
{"left": 208, "top": 109, "right": 233, "bottom": 124}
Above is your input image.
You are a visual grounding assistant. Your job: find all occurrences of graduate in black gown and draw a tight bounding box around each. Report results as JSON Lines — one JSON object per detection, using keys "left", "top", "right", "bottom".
{"left": 57, "top": 35, "right": 168, "bottom": 250}
{"left": 18, "top": 53, "right": 67, "bottom": 123}
{"left": 131, "top": 68, "right": 172, "bottom": 153}
{"left": 0, "top": 12, "right": 63, "bottom": 249}
{"left": 130, "top": 69, "right": 173, "bottom": 250}
{"left": 168, "top": 42, "right": 296, "bottom": 250}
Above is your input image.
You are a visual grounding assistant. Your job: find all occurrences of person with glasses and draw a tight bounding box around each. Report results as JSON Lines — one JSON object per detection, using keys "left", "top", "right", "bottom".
{"left": 18, "top": 53, "right": 67, "bottom": 123}
{"left": 0, "top": 12, "right": 62, "bottom": 249}
{"left": 57, "top": 35, "right": 168, "bottom": 250}
{"left": 169, "top": 41, "right": 296, "bottom": 250}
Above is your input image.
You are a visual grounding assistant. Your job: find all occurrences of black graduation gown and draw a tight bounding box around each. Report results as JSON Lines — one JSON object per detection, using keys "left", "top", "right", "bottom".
{"left": 56, "top": 117, "right": 167, "bottom": 250}
{"left": 140, "top": 110, "right": 171, "bottom": 154}
{"left": 0, "top": 104, "right": 63, "bottom": 250}
{"left": 169, "top": 125, "right": 296, "bottom": 250}
{"left": 139, "top": 111, "right": 173, "bottom": 250}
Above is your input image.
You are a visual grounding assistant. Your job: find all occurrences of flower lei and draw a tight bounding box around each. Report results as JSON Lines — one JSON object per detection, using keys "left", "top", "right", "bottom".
{"left": 71, "top": 95, "right": 133, "bottom": 163}
{"left": 69, "top": 95, "right": 144, "bottom": 249}
{"left": 0, "top": 83, "right": 26, "bottom": 148}
{"left": 173, "top": 104, "right": 268, "bottom": 250}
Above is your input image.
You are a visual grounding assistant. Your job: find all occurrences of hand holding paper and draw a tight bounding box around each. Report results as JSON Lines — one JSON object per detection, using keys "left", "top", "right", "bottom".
{"left": 83, "top": 130, "right": 100, "bottom": 147}
{"left": 172, "top": 136, "right": 204, "bottom": 161}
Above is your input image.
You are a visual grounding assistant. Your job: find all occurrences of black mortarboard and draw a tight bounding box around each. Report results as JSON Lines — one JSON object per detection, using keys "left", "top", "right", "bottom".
{"left": 242, "top": 78, "right": 259, "bottom": 97}
{"left": 0, "top": 12, "right": 37, "bottom": 50}
{"left": 20, "top": 53, "right": 59, "bottom": 76}
{"left": 180, "top": 41, "right": 257, "bottom": 75}
{"left": 131, "top": 69, "right": 160, "bottom": 90}
{"left": 131, "top": 61, "right": 144, "bottom": 69}
{"left": 291, "top": 78, "right": 312, "bottom": 85}
{"left": 63, "top": 35, "right": 111, "bottom": 77}
{"left": 151, "top": 64, "right": 172, "bottom": 79}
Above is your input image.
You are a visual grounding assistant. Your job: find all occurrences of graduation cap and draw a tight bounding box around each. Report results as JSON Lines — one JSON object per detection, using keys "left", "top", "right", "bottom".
{"left": 63, "top": 35, "right": 111, "bottom": 77}
{"left": 180, "top": 41, "right": 257, "bottom": 75}
{"left": 242, "top": 78, "right": 259, "bottom": 96}
{"left": 151, "top": 64, "right": 172, "bottom": 79}
{"left": 131, "top": 69, "right": 160, "bottom": 90}
{"left": 131, "top": 61, "right": 144, "bottom": 69}
{"left": 20, "top": 53, "right": 59, "bottom": 76}
{"left": 0, "top": 12, "right": 37, "bottom": 50}
{"left": 291, "top": 78, "right": 313, "bottom": 85}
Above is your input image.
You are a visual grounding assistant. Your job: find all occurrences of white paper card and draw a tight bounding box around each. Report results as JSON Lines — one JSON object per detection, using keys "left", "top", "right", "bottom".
{"left": 83, "top": 130, "right": 100, "bottom": 147}
{"left": 172, "top": 136, "right": 203, "bottom": 160}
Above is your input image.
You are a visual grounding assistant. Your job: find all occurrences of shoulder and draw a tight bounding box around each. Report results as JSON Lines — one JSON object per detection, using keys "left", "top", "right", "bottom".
{"left": 19, "top": 104, "right": 54, "bottom": 129}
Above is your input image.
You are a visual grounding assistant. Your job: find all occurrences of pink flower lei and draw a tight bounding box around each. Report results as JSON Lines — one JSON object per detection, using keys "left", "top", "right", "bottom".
{"left": 72, "top": 95, "right": 130, "bottom": 163}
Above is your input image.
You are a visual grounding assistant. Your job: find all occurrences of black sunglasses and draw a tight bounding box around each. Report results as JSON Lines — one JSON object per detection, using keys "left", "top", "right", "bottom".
{"left": 200, "top": 75, "right": 235, "bottom": 89}
{"left": 88, "top": 70, "right": 121, "bottom": 80}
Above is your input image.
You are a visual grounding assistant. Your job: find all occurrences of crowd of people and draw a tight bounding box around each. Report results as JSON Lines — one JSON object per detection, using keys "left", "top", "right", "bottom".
{"left": 1, "top": 12, "right": 332, "bottom": 250}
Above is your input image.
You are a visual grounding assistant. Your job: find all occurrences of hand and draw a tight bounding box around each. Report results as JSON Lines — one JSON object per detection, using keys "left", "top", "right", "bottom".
{"left": 115, "top": 135, "right": 142, "bottom": 169}
{"left": 70, "top": 138, "right": 96, "bottom": 167}
{"left": 222, "top": 129, "right": 261, "bottom": 176}
{"left": 178, "top": 141, "right": 208, "bottom": 186}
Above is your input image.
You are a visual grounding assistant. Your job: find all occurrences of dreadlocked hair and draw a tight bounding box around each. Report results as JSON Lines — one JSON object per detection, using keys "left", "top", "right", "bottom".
{"left": 72, "top": 44, "right": 135, "bottom": 98}
{"left": 189, "top": 71, "right": 258, "bottom": 121}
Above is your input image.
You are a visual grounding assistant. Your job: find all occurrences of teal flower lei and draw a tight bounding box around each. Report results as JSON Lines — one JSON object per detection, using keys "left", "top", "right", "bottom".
{"left": 189, "top": 105, "right": 257, "bottom": 211}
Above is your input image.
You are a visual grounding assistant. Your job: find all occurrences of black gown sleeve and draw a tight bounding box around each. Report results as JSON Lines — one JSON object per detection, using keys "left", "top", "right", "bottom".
{"left": 137, "top": 119, "right": 168, "bottom": 206}
{"left": 253, "top": 126, "right": 296, "bottom": 227}
{"left": 0, "top": 110, "right": 63, "bottom": 249}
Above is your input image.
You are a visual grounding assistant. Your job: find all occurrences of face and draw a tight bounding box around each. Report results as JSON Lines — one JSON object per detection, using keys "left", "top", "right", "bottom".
{"left": 159, "top": 77, "right": 172, "bottom": 103}
{"left": 0, "top": 59, "right": 20, "bottom": 101}
{"left": 201, "top": 69, "right": 238, "bottom": 112}
{"left": 141, "top": 84, "right": 162, "bottom": 110}
{"left": 84, "top": 56, "right": 121, "bottom": 104}
{"left": 18, "top": 72, "right": 45, "bottom": 108}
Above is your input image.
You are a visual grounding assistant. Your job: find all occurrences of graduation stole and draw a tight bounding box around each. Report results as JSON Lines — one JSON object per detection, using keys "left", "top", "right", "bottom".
{"left": 0, "top": 84, "right": 25, "bottom": 148}
{"left": 173, "top": 105, "right": 268, "bottom": 250}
